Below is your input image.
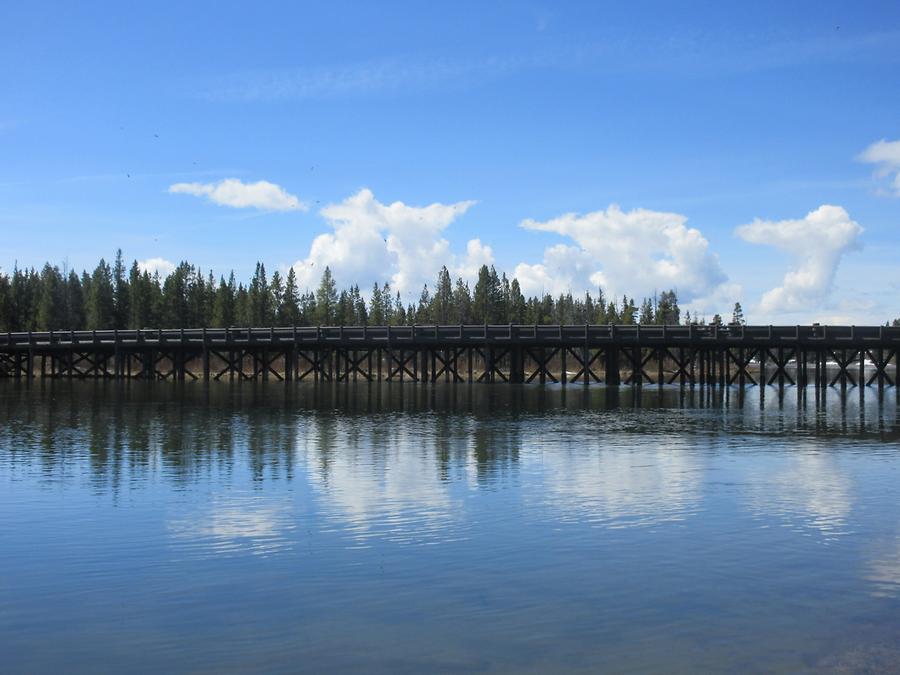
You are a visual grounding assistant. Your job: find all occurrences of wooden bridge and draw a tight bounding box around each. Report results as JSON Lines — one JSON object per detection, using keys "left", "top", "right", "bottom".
{"left": 0, "top": 325, "right": 897, "bottom": 388}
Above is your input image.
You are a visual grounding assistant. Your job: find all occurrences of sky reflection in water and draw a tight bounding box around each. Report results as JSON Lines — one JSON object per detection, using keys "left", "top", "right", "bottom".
{"left": 1, "top": 382, "right": 899, "bottom": 673}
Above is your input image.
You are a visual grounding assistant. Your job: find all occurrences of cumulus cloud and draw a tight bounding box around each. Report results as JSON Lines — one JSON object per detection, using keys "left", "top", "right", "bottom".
{"left": 513, "top": 204, "right": 728, "bottom": 302}
{"left": 169, "top": 178, "right": 307, "bottom": 211}
{"left": 858, "top": 138, "right": 900, "bottom": 196}
{"left": 292, "top": 188, "right": 482, "bottom": 295}
{"left": 735, "top": 205, "right": 863, "bottom": 314}
{"left": 138, "top": 257, "right": 175, "bottom": 277}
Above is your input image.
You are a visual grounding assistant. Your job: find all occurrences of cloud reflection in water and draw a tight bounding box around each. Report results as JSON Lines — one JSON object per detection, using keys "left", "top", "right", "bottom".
{"left": 168, "top": 498, "right": 296, "bottom": 557}
{"left": 529, "top": 438, "right": 704, "bottom": 528}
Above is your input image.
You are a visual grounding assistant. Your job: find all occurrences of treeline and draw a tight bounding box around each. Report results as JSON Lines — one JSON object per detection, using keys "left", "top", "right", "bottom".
{"left": 0, "top": 251, "right": 740, "bottom": 331}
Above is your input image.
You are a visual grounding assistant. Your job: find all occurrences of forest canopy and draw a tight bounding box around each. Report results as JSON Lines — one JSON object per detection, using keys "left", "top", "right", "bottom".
{"left": 0, "top": 251, "right": 741, "bottom": 331}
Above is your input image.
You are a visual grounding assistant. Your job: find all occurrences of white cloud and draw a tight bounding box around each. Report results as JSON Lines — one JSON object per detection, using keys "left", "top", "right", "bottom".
{"left": 169, "top": 178, "right": 307, "bottom": 211}
{"left": 735, "top": 205, "right": 863, "bottom": 314}
{"left": 858, "top": 138, "right": 900, "bottom": 196}
{"left": 514, "top": 204, "right": 728, "bottom": 303}
{"left": 455, "top": 239, "right": 495, "bottom": 282}
{"left": 682, "top": 281, "right": 744, "bottom": 323}
{"left": 138, "top": 257, "right": 175, "bottom": 277}
{"left": 291, "top": 188, "right": 482, "bottom": 295}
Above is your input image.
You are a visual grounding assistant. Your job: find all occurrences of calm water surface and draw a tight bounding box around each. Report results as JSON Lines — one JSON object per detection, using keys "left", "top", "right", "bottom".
{"left": 1, "top": 382, "right": 900, "bottom": 673}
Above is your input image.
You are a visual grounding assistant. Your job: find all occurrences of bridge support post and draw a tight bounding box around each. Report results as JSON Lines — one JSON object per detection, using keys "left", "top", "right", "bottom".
{"left": 877, "top": 348, "right": 884, "bottom": 389}
{"left": 202, "top": 347, "right": 210, "bottom": 381}
{"left": 605, "top": 347, "right": 620, "bottom": 386}
{"left": 631, "top": 346, "right": 642, "bottom": 387}
{"left": 538, "top": 347, "right": 547, "bottom": 384}
{"left": 657, "top": 348, "right": 664, "bottom": 386}
{"left": 509, "top": 346, "right": 524, "bottom": 383}
{"left": 719, "top": 349, "right": 726, "bottom": 388}
{"left": 560, "top": 346, "right": 567, "bottom": 385}
{"left": 582, "top": 346, "right": 589, "bottom": 385}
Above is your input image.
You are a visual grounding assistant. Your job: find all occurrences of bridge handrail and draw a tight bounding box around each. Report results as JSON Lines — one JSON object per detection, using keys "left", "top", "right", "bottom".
{"left": 2, "top": 324, "right": 899, "bottom": 348}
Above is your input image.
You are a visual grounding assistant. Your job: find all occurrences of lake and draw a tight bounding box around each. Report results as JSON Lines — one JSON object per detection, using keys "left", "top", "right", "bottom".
{"left": 1, "top": 381, "right": 899, "bottom": 673}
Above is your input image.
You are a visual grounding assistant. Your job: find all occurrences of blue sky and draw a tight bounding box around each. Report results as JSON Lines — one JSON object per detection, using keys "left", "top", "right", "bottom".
{"left": 1, "top": 1, "right": 899, "bottom": 322}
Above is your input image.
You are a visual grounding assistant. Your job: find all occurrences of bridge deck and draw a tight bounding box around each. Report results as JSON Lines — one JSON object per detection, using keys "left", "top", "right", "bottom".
{"left": 1, "top": 324, "right": 898, "bottom": 348}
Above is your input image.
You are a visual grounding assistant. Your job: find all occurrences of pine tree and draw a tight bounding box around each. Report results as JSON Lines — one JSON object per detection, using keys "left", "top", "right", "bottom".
{"left": 657, "top": 289, "right": 680, "bottom": 325}
{"left": 350, "top": 285, "right": 367, "bottom": 324}
{"left": 639, "top": 297, "right": 655, "bottom": 324}
{"left": 315, "top": 267, "right": 338, "bottom": 324}
{"left": 593, "top": 288, "right": 607, "bottom": 323}
{"left": 620, "top": 295, "right": 637, "bottom": 325}
{"left": 113, "top": 249, "right": 130, "bottom": 329}
{"left": 336, "top": 290, "right": 352, "bottom": 324}
{"left": 269, "top": 270, "right": 284, "bottom": 324}
{"left": 381, "top": 283, "right": 394, "bottom": 325}
{"left": 160, "top": 262, "right": 193, "bottom": 328}
{"left": 473, "top": 265, "right": 496, "bottom": 323}
{"left": 498, "top": 273, "right": 511, "bottom": 322}
{"left": 730, "top": 302, "right": 745, "bottom": 326}
{"left": 10, "top": 265, "right": 38, "bottom": 331}
{"left": 0, "top": 273, "right": 11, "bottom": 330}
{"left": 432, "top": 266, "right": 453, "bottom": 324}
{"left": 128, "top": 262, "right": 145, "bottom": 328}
{"left": 509, "top": 279, "right": 526, "bottom": 324}
{"left": 248, "top": 262, "right": 270, "bottom": 326}
{"left": 280, "top": 268, "right": 300, "bottom": 325}
{"left": 369, "top": 282, "right": 385, "bottom": 325}
{"left": 415, "top": 284, "right": 431, "bottom": 323}
{"left": 299, "top": 291, "right": 316, "bottom": 324}
{"left": 36, "top": 264, "right": 65, "bottom": 330}
{"left": 86, "top": 259, "right": 115, "bottom": 329}
{"left": 234, "top": 284, "right": 250, "bottom": 325}
{"left": 555, "top": 293, "right": 574, "bottom": 324}
{"left": 66, "top": 270, "right": 86, "bottom": 330}
{"left": 606, "top": 299, "right": 619, "bottom": 324}
{"left": 213, "top": 274, "right": 236, "bottom": 327}
{"left": 452, "top": 278, "right": 472, "bottom": 323}
{"left": 187, "top": 267, "right": 209, "bottom": 327}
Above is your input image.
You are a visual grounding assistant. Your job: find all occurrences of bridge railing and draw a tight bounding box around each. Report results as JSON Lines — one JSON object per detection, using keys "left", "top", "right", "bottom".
{"left": 1, "top": 324, "right": 898, "bottom": 348}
